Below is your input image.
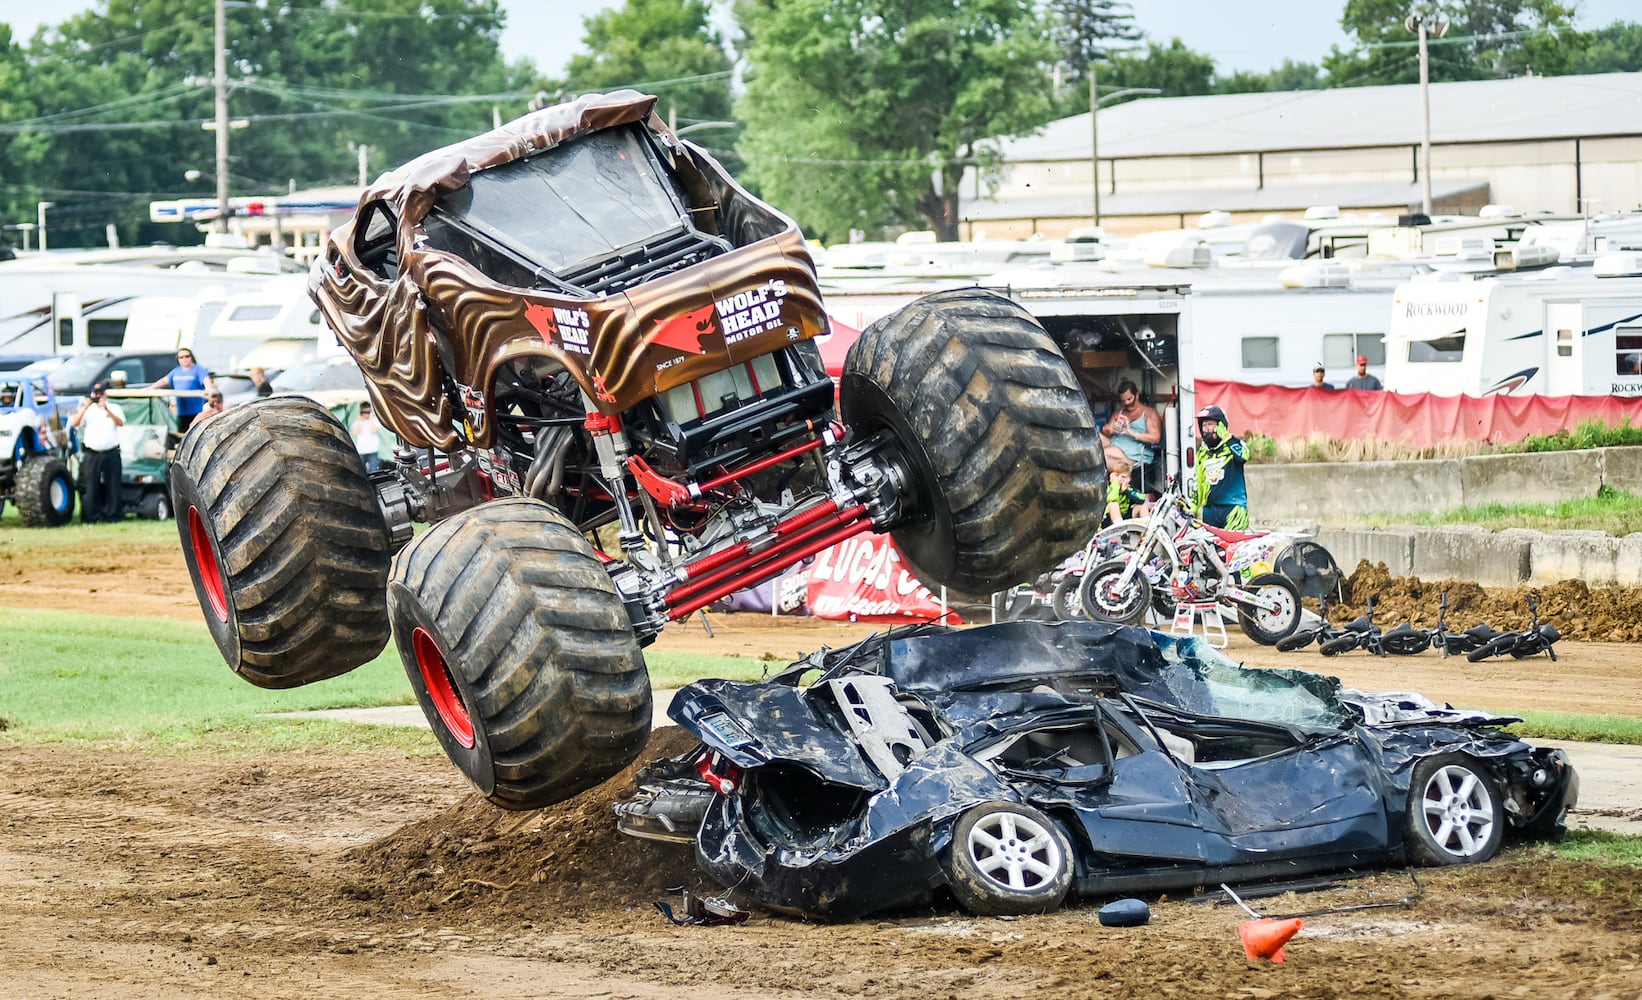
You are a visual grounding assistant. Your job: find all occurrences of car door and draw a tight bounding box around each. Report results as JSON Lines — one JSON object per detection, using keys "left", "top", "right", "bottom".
{"left": 1178, "top": 725, "right": 1388, "bottom": 864}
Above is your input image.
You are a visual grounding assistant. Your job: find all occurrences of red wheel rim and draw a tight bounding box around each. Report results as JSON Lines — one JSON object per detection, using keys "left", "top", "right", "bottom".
{"left": 187, "top": 506, "right": 229, "bottom": 623}
{"left": 413, "top": 627, "right": 475, "bottom": 748}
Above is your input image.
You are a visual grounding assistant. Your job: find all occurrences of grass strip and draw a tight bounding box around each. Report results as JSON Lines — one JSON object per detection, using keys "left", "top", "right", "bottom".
{"left": 0, "top": 606, "right": 769, "bottom": 753}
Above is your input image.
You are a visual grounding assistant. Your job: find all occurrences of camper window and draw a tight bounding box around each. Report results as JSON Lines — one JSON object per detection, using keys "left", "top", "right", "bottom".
{"left": 1556, "top": 328, "right": 1574, "bottom": 358}
{"left": 1408, "top": 334, "right": 1465, "bottom": 364}
{"left": 1617, "top": 331, "right": 1642, "bottom": 375}
{"left": 1240, "top": 336, "right": 1279, "bottom": 370}
{"left": 1324, "top": 333, "right": 1384, "bottom": 369}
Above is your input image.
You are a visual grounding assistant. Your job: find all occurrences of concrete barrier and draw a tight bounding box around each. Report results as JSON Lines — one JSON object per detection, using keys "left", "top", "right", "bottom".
{"left": 1459, "top": 450, "right": 1604, "bottom": 507}
{"left": 1169, "top": 447, "right": 1642, "bottom": 587}
{"left": 1251, "top": 461, "right": 1462, "bottom": 520}
{"left": 1408, "top": 526, "right": 1531, "bottom": 587}
{"left": 1604, "top": 447, "right": 1642, "bottom": 495}
{"left": 1314, "top": 527, "right": 1415, "bottom": 577}
{"left": 1249, "top": 445, "right": 1642, "bottom": 522}
{"left": 1529, "top": 530, "right": 1624, "bottom": 586}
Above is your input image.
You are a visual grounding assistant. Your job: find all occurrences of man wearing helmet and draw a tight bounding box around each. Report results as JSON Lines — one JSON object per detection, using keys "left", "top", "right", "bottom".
{"left": 1192, "top": 404, "right": 1249, "bottom": 530}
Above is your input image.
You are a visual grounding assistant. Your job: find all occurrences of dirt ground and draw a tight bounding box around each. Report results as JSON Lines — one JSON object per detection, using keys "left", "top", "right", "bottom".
{"left": 3, "top": 536, "right": 1642, "bottom": 999}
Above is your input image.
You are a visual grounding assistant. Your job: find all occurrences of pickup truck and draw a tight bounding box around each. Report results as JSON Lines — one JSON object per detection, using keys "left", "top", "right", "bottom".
{"left": 0, "top": 374, "right": 76, "bottom": 525}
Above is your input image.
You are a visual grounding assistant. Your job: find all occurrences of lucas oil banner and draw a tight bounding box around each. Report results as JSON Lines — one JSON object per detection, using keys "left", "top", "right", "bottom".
{"left": 804, "top": 533, "right": 962, "bottom": 625}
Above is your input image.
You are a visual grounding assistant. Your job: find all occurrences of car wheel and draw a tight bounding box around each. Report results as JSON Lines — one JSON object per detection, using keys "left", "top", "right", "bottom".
{"left": 1078, "top": 558, "right": 1151, "bottom": 624}
{"left": 1235, "top": 572, "right": 1302, "bottom": 644}
{"left": 943, "top": 801, "right": 1074, "bottom": 916}
{"left": 138, "top": 490, "right": 172, "bottom": 522}
{"left": 1051, "top": 574, "right": 1085, "bottom": 620}
{"left": 15, "top": 455, "right": 75, "bottom": 526}
{"left": 387, "top": 497, "right": 652, "bottom": 810}
{"left": 1405, "top": 754, "right": 1505, "bottom": 866}
{"left": 171, "top": 397, "right": 391, "bottom": 688}
{"left": 840, "top": 288, "right": 1105, "bottom": 595}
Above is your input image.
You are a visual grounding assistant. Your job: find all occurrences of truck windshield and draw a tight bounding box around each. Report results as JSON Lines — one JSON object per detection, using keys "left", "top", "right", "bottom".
{"left": 438, "top": 125, "right": 688, "bottom": 276}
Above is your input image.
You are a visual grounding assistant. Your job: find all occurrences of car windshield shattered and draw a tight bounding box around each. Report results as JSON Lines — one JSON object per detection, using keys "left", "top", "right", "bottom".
{"left": 620, "top": 620, "right": 1577, "bottom": 921}
{"left": 1147, "top": 635, "right": 1351, "bottom": 729}
{"left": 433, "top": 124, "right": 689, "bottom": 277}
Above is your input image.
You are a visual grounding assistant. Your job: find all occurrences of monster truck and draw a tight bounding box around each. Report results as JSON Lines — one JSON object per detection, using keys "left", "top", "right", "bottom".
{"left": 0, "top": 374, "right": 76, "bottom": 526}
{"left": 172, "top": 90, "right": 1106, "bottom": 809}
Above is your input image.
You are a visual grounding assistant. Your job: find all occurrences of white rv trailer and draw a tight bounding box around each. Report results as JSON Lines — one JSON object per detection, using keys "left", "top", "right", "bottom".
{"left": 1384, "top": 255, "right": 1642, "bottom": 397}
{"left": 817, "top": 273, "right": 1197, "bottom": 490}
{"left": 0, "top": 246, "right": 303, "bottom": 357}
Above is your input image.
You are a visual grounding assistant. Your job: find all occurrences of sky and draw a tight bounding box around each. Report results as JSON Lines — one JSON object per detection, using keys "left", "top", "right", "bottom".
{"left": 0, "top": 0, "right": 1637, "bottom": 77}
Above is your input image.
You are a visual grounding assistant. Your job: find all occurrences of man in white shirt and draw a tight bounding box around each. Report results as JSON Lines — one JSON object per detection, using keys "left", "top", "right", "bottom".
{"left": 71, "top": 381, "right": 125, "bottom": 524}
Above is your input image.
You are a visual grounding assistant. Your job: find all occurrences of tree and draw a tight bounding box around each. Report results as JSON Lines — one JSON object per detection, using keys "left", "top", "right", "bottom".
{"left": 1513, "top": 20, "right": 1642, "bottom": 75}
{"left": 0, "top": 0, "right": 527, "bottom": 247}
{"left": 733, "top": 0, "right": 1058, "bottom": 243}
{"left": 1049, "top": 0, "right": 1142, "bottom": 82}
{"left": 1215, "top": 59, "right": 1324, "bottom": 94}
{"left": 1100, "top": 38, "right": 1216, "bottom": 98}
{"left": 1323, "top": 0, "right": 1577, "bottom": 87}
{"left": 559, "top": 0, "right": 734, "bottom": 134}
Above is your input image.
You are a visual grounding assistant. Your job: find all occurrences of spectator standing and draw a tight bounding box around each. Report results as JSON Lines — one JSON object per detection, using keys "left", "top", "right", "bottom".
{"left": 1311, "top": 363, "right": 1334, "bottom": 390}
{"left": 1345, "top": 354, "right": 1383, "bottom": 391}
{"left": 71, "top": 381, "right": 124, "bottom": 524}
{"left": 1099, "top": 380, "right": 1162, "bottom": 486}
{"left": 352, "top": 402, "right": 383, "bottom": 473}
{"left": 1191, "top": 404, "right": 1250, "bottom": 530}
{"left": 148, "top": 348, "right": 217, "bottom": 433}
{"left": 201, "top": 392, "right": 226, "bottom": 421}
{"left": 249, "top": 366, "right": 274, "bottom": 397}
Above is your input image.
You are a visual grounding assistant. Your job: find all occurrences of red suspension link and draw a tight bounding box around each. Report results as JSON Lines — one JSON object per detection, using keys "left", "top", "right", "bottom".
{"left": 665, "top": 503, "right": 871, "bottom": 619}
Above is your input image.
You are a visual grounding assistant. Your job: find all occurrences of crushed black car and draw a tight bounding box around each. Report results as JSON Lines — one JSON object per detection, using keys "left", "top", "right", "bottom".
{"left": 616, "top": 621, "right": 1578, "bottom": 920}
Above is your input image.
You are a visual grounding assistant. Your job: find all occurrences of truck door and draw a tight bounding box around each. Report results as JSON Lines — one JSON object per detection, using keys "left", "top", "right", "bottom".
{"left": 1544, "top": 302, "right": 1582, "bottom": 397}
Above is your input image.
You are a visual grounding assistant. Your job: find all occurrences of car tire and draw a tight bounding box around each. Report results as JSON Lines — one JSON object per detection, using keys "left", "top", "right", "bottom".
{"left": 16, "top": 455, "right": 75, "bottom": 526}
{"left": 1405, "top": 754, "right": 1505, "bottom": 866}
{"left": 840, "top": 287, "right": 1105, "bottom": 596}
{"left": 1078, "top": 558, "right": 1151, "bottom": 625}
{"left": 171, "top": 397, "right": 391, "bottom": 689}
{"left": 387, "top": 497, "right": 652, "bottom": 810}
{"left": 1235, "top": 572, "right": 1302, "bottom": 645}
{"left": 943, "top": 801, "right": 1074, "bottom": 916}
{"left": 1051, "top": 574, "right": 1085, "bottom": 620}
{"left": 138, "top": 490, "right": 172, "bottom": 522}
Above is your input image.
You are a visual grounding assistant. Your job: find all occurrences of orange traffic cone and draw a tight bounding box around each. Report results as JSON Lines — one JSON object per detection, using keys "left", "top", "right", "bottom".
{"left": 1238, "top": 917, "right": 1303, "bottom": 963}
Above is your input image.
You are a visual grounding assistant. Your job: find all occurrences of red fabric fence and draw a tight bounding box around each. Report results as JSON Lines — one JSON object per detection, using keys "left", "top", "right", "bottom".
{"left": 1197, "top": 380, "right": 1642, "bottom": 447}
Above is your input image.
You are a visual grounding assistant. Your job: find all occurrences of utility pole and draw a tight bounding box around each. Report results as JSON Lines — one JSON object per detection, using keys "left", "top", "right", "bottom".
{"left": 214, "top": 0, "right": 230, "bottom": 234}
{"left": 38, "top": 202, "right": 53, "bottom": 252}
{"left": 1407, "top": 12, "right": 1447, "bottom": 217}
{"left": 1089, "top": 65, "right": 1100, "bottom": 227}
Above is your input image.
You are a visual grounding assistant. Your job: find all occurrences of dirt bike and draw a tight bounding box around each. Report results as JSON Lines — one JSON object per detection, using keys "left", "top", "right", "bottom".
{"left": 1076, "top": 486, "right": 1301, "bottom": 644}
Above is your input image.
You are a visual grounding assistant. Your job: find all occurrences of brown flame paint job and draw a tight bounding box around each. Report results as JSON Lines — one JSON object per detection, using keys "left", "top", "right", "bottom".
{"left": 309, "top": 90, "right": 828, "bottom": 452}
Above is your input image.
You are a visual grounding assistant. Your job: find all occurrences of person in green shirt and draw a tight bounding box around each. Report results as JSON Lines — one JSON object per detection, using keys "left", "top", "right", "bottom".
{"left": 1104, "top": 455, "right": 1149, "bottom": 526}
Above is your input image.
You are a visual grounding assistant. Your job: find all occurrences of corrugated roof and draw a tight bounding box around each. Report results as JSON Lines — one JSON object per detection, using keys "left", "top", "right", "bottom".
{"left": 961, "top": 179, "right": 1489, "bottom": 221}
{"left": 1002, "top": 72, "right": 1642, "bottom": 161}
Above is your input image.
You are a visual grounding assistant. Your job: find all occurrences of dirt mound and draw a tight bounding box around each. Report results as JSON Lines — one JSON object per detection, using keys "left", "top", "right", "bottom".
{"left": 1334, "top": 561, "right": 1642, "bottom": 643}
{"left": 341, "top": 726, "right": 714, "bottom": 925}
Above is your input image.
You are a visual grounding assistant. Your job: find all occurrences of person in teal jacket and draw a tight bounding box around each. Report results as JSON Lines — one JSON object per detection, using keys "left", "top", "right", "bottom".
{"left": 1191, "top": 404, "right": 1249, "bottom": 530}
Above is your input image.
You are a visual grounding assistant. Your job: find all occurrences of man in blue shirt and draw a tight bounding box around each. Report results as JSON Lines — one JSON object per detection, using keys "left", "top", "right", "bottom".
{"left": 148, "top": 348, "right": 217, "bottom": 434}
{"left": 1191, "top": 404, "right": 1249, "bottom": 530}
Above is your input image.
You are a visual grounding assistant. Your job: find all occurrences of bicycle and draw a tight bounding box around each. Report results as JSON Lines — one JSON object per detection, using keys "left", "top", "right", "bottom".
{"left": 1466, "top": 595, "right": 1560, "bottom": 662}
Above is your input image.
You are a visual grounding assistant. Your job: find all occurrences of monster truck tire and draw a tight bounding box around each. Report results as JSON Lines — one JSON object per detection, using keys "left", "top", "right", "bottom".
{"left": 387, "top": 497, "right": 652, "bottom": 811}
{"left": 840, "top": 287, "right": 1105, "bottom": 595}
{"left": 16, "top": 455, "right": 75, "bottom": 526}
{"left": 171, "top": 397, "right": 391, "bottom": 689}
